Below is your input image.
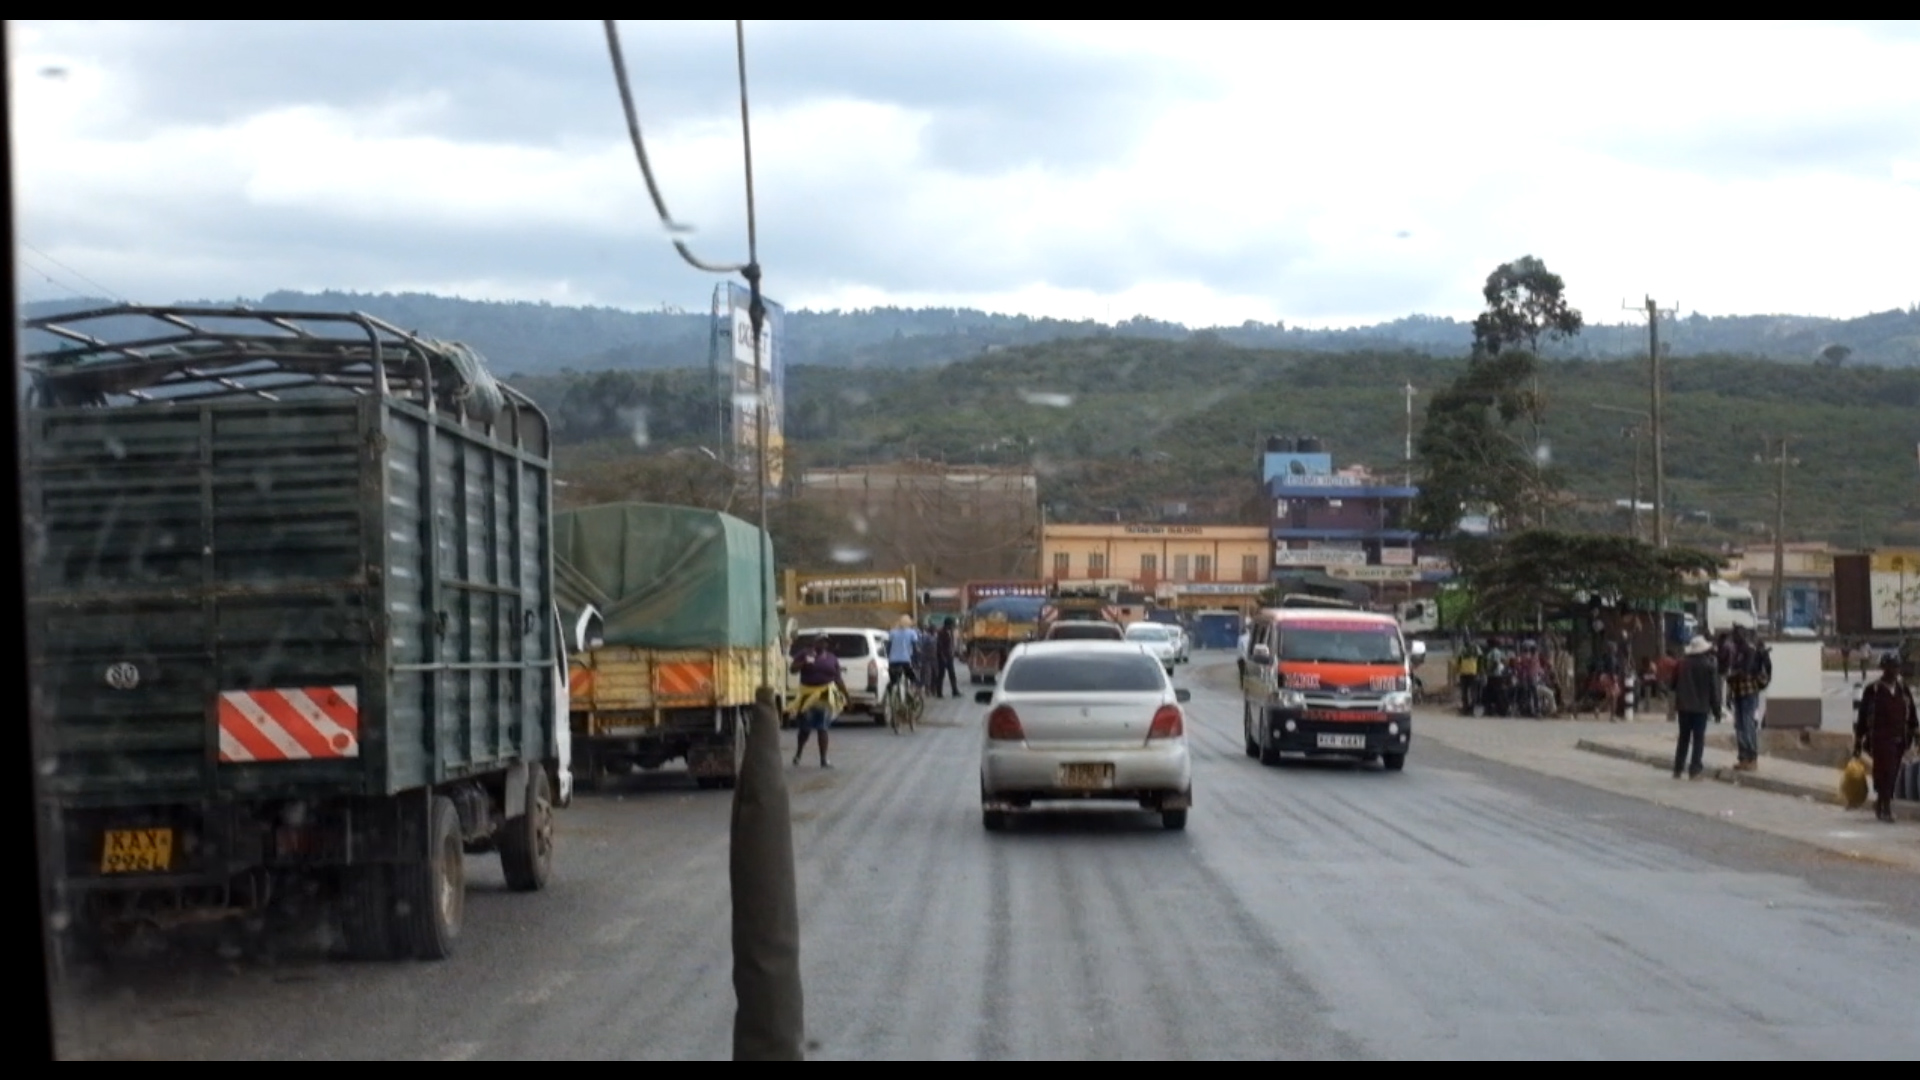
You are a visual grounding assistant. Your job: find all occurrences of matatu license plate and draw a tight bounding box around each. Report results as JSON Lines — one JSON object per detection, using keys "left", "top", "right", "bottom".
{"left": 101, "top": 828, "right": 174, "bottom": 874}
{"left": 1317, "top": 733, "right": 1367, "bottom": 750}
{"left": 1059, "top": 763, "right": 1115, "bottom": 789}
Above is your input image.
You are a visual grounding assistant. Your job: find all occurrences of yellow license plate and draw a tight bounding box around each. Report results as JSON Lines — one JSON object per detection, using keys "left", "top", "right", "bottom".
{"left": 101, "top": 828, "right": 174, "bottom": 874}
{"left": 1059, "top": 763, "right": 1115, "bottom": 789}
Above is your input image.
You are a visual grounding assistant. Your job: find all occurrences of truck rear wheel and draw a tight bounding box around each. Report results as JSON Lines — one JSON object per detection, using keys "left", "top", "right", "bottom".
{"left": 499, "top": 767, "right": 554, "bottom": 892}
{"left": 393, "top": 795, "right": 463, "bottom": 960}
{"left": 338, "top": 864, "right": 395, "bottom": 960}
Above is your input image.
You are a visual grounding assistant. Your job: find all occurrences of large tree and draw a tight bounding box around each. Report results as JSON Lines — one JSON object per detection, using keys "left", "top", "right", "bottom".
{"left": 1450, "top": 530, "right": 1725, "bottom": 627}
{"left": 1472, "top": 255, "right": 1585, "bottom": 357}
{"left": 1413, "top": 257, "right": 1583, "bottom": 536}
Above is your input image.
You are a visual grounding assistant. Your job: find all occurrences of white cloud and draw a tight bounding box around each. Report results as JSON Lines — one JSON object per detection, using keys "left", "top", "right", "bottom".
{"left": 11, "top": 20, "right": 1920, "bottom": 326}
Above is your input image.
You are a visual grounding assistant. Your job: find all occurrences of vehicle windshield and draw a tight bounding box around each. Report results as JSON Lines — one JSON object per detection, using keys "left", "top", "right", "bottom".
{"left": 1002, "top": 653, "right": 1167, "bottom": 692}
{"left": 1275, "top": 622, "right": 1405, "bottom": 664}
{"left": 1049, "top": 624, "right": 1123, "bottom": 640}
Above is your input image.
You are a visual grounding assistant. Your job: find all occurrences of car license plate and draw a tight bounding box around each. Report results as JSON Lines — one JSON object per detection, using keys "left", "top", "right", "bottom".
{"left": 1059, "top": 763, "right": 1115, "bottom": 789}
{"left": 101, "top": 828, "right": 174, "bottom": 874}
{"left": 1317, "top": 733, "right": 1366, "bottom": 750}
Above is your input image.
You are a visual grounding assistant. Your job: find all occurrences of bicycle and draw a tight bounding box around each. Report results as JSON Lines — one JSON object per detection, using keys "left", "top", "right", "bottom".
{"left": 887, "top": 667, "right": 924, "bottom": 734}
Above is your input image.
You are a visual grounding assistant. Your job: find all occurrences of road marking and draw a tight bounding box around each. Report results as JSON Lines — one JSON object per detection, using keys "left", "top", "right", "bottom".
{"left": 513, "top": 970, "right": 577, "bottom": 1005}
{"left": 593, "top": 916, "right": 642, "bottom": 946}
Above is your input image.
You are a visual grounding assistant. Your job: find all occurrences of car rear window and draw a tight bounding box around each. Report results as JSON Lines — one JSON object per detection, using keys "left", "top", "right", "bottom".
{"left": 810, "top": 634, "right": 871, "bottom": 659}
{"left": 1049, "top": 624, "right": 1123, "bottom": 640}
{"left": 1126, "top": 626, "right": 1168, "bottom": 640}
{"left": 1002, "top": 653, "right": 1167, "bottom": 692}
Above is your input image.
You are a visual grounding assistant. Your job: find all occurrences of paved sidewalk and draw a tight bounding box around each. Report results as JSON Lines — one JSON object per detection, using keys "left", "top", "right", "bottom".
{"left": 1413, "top": 708, "right": 1920, "bottom": 873}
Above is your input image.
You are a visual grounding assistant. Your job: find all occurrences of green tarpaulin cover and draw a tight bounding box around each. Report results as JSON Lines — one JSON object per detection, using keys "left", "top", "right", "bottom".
{"left": 554, "top": 502, "right": 779, "bottom": 649}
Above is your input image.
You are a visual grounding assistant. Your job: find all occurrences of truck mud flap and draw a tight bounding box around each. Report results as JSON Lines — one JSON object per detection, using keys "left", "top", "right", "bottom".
{"left": 686, "top": 709, "right": 744, "bottom": 790}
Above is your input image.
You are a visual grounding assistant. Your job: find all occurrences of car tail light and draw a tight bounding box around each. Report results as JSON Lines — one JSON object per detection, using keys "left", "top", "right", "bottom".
{"left": 1148, "top": 705, "right": 1184, "bottom": 740}
{"left": 987, "top": 706, "right": 1025, "bottom": 741}
{"left": 867, "top": 659, "right": 879, "bottom": 692}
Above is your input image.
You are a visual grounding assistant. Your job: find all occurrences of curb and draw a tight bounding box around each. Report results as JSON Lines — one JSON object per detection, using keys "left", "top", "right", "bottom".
{"left": 1574, "top": 740, "right": 1920, "bottom": 823}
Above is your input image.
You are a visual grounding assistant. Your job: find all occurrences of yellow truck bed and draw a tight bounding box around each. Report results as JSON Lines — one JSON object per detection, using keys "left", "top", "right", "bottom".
{"left": 569, "top": 644, "right": 785, "bottom": 736}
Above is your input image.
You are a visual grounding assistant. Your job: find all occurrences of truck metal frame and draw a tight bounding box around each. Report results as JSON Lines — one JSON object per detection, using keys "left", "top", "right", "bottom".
{"left": 23, "top": 304, "right": 567, "bottom": 964}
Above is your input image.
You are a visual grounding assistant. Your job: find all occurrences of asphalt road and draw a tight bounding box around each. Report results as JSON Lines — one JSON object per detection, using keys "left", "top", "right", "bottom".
{"left": 47, "top": 655, "right": 1920, "bottom": 1060}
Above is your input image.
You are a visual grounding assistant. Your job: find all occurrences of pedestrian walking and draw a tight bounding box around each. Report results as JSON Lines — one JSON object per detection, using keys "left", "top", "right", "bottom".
{"left": 1854, "top": 653, "right": 1919, "bottom": 823}
{"left": 1671, "top": 635, "right": 1723, "bottom": 780}
{"left": 1727, "top": 627, "right": 1765, "bottom": 771}
{"left": 1456, "top": 639, "right": 1482, "bottom": 715}
{"left": 1483, "top": 638, "right": 1510, "bottom": 717}
{"left": 934, "top": 617, "right": 961, "bottom": 698}
{"left": 789, "top": 633, "right": 847, "bottom": 768}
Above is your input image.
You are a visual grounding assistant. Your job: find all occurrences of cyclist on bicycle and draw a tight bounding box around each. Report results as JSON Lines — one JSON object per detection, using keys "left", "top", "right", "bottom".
{"left": 887, "top": 614, "right": 923, "bottom": 699}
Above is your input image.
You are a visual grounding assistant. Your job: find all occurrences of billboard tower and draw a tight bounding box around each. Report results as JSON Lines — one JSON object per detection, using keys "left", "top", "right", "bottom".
{"left": 712, "top": 281, "right": 785, "bottom": 489}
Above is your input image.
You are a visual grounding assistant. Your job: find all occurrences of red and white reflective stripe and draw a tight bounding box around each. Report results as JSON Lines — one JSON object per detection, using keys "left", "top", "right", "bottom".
{"left": 218, "top": 687, "right": 360, "bottom": 763}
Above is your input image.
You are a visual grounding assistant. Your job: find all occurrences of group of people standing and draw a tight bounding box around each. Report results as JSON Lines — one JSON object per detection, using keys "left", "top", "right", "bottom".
{"left": 1454, "top": 638, "right": 1564, "bottom": 718}
{"left": 1664, "top": 626, "right": 1773, "bottom": 779}
{"left": 786, "top": 616, "right": 964, "bottom": 769}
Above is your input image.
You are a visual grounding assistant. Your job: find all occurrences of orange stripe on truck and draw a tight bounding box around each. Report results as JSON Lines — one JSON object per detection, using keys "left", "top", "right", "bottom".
{"left": 217, "top": 687, "right": 361, "bottom": 764}
{"left": 653, "top": 660, "right": 716, "bottom": 698}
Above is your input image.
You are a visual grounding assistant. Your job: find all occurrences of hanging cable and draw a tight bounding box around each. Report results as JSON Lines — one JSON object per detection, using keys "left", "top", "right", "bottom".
{"left": 21, "top": 241, "right": 128, "bottom": 302}
{"left": 603, "top": 18, "right": 775, "bottom": 687}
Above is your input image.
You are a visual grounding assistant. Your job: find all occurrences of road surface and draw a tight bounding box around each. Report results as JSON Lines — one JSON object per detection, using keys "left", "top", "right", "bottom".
{"left": 47, "top": 656, "right": 1920, "bottom": 1060}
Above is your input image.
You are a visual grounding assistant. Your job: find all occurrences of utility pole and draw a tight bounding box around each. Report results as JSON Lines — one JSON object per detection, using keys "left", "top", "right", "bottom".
{"left": 1757, "top": 436, "right": 1799, "bottom": 638}
{"left": 1403, "top": 381, "right": 1415, "bottom": 488}
{"left": 1625, "top": 297, "right": 1677, "bottom": 548}
{"left": 1628, "top": 424, "right": 1643, "bottom": 542}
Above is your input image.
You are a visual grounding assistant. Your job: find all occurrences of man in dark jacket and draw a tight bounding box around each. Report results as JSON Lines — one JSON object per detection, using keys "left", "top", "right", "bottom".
{"left": 1670, "top": 635, "right": 1724, "bottom": 780}
{"left": 1855, "top": 653, "right": 1918, "bottom": 822}
{"left": 1727, "top": 627, "right": 1768, "bottom": 771}
{"left": 933, "top": 617, "right": 961, "bottom": 699}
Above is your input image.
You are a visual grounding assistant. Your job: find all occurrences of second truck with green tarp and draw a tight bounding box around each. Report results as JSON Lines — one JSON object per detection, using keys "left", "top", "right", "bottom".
{"left": 555, "top": 502, "right": 784, "bottom": 791}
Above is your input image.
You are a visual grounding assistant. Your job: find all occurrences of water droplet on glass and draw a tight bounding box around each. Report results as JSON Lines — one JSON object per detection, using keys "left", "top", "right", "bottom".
{"left": 618, "top": 407, "right": 649, "bottom": 448}
{"left": 49, "top": 911, "right": 71, "bottom": 932}
{"left": 40, "top": 757, "right": 58, "bottom": 777}
{"left": 1019, "top": 390, "right": 1074, "bottom": 409}
{"left": 848, "top": 513, "right": 869, "bottom": 536}
{"left": 106, "top": 438, "right": 127, "bottom": 459}
{"left": 831, "top": 545, "right": 868, "bottom": 564}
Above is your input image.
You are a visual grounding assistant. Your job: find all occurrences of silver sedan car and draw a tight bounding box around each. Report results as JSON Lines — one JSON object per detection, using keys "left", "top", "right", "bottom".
{"left": 977, "top": 641, "right": 1194, "bottom": 831}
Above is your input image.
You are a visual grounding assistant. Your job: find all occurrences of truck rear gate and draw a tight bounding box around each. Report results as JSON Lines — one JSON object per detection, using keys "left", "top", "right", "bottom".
{"left": 24, "top": 306, "right": 563, "bottom": 961}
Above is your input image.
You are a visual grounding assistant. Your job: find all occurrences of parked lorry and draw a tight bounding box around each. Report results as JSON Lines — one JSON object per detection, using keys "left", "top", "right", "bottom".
{"left": 556, "top": 502, "right": 783, "bottom": 791}
{"left": 1832, "top": 551, "right": 1920, "bottom": 677}
{"left": 24, "top": 305, "right": 569, "bottom": 963}
{"left": 1665, "top": 579, "right": 1760, "bottom": 646}
{"left": 959, "top": 580, "right": 1047, "bottom": 684}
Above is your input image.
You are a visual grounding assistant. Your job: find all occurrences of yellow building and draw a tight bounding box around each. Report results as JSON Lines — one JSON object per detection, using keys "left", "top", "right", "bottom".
{"left": 1042, "top": 523, "right": 1271, "bottom": 596}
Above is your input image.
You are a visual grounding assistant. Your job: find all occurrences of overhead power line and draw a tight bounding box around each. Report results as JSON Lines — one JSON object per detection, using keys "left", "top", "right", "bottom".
{"left": 21, "top": 241, "right": 127, "bottom": 302}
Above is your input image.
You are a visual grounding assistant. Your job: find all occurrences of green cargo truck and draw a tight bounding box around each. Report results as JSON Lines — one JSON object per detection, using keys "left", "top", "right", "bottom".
{"left": 555, "top": 502, "right": 783, "bottom": 791}
{"left": 23, "top": 305, "right": 571, "bottom": 963}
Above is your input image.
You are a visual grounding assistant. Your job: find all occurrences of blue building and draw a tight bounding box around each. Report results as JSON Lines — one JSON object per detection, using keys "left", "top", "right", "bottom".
{"left": 1261, "top": 436, "right": 1441, "bottom": 586}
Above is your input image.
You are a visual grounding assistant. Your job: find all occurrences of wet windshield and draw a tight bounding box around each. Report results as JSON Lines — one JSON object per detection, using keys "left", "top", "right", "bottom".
{"left": 16, "top": 17, "right": 1920, "bottom": 1067}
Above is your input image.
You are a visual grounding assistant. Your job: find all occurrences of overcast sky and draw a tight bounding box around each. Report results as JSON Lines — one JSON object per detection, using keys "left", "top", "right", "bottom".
{"left": 12, "top": 20, "right": 1920, "bottom": 328}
